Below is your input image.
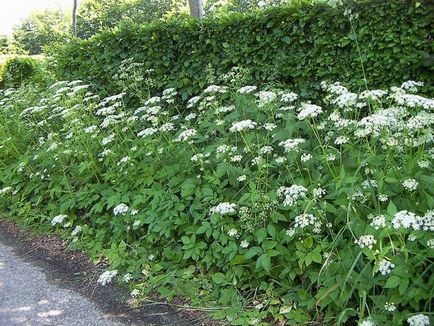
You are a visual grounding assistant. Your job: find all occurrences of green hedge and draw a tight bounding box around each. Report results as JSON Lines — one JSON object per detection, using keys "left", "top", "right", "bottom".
{"left": 0, "top": 56, "right": 45, "bottom": 89}
{"left": 51, "top": 0, "right": 433, "bottom": 99}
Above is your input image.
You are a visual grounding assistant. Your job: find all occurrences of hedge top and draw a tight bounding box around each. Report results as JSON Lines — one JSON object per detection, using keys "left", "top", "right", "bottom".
{"left": 52, "top": 0, "right": 433, "bottom": 99}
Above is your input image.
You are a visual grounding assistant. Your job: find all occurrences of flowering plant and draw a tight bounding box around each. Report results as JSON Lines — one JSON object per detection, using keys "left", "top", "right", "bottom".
{"left": 0, "top": 79, "right": 432, "bottom": 325}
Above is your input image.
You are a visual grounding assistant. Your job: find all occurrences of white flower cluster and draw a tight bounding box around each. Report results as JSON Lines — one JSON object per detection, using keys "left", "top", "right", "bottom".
{"left": 378, "top": 259, "right": 395, "bottom": 275}
{"left": 238, "top": 85, "right": 257, "bottom": 94}
{"left": 51, "top": 214, "right": 67, "bottom": 226}
{"left": 279, "top": 138, "right": 305, "bottom": 153}
{"left": 369, "top": 215, "right": 386, "bottom": 230}
{"left": 359, "top": 319, "right": 375, "bottom": 326}
{"left": 97, "top": 270, "right": 118, "bottom": 286}
{"left": 402, "top": 178, "right": 418, "bottom": 191}
{"left": 407, "top": 314, "right": 431, "bottom": 326}
{"left": 277, "top": 185, "right": 307, "bottom": 207}
{"left": 0, "top": 186, "right": 12, "bottom": 195}
{"left": 294, "top": 213, "right": 322, "bottom": 233}
{"left": 175, "top": 129, "right": 197, "bottom": 142}
{"left": 392, "top": 210, "right": 424, "bottom": 230}
{"left": 209, "top": 202, "right": 237, "bottom": 215}
{"left": 138, "top": 127, "right": 158, "bottom": 138}
{"left": 280, "top": 91, "right": 298, "bottom": 103}
{"left": 354, "top": 235, "right": 376, "bottom": 249}
{"left": 401, "top": 80, "right": 424, "bottom": 92}
{"left": 297, "top": 103, "right": 323, "bottom": 120}
{"left": 257, "top": 91, "right": 277, "bottom": 106}
{"left": 229, "top": 120, "right": 257, "bottom": 133}
{"left": 113, "top": 203, "right": 129, "bottom": 216}
{"left": 384, "top": 302, "right": 396, "bottom": 312}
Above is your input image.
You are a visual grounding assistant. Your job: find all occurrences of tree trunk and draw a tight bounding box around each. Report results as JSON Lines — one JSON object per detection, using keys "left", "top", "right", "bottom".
{"left": 188, "top": 0, "right": 204, "bottom": 18}
{"left": 72, "top": 0, "right": 78, "bottom": 37}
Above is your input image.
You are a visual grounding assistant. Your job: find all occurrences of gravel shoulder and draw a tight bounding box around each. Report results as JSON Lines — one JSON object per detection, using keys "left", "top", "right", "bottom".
{"left": 0, "top": 219, "right": 202, "bottom": 326}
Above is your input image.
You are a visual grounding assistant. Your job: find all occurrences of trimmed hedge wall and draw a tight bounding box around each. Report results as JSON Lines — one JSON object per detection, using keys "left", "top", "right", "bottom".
{"left": 52, "top": 0, "right": 433, "bottom": 99}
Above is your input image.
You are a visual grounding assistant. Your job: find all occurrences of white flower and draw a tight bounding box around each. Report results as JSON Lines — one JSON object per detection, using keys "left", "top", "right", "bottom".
{"left": 130, "top": 289, "right": 140, "bottom": 298}
{"left": 275, "top": 156, "right": 287, "bottom": 164}
{"left": 210, "top": 202, "right": 237, "bottom": 215}
{"left": 0, "top": 187, "right": 12, "bottom": 195}
{"left": 355, "top": 235, "right": 376, "bottom": 249}
{"left": 359, "top": 319, "right": 375, "bottom": 326}
{"left": 313, "top": 187, "right": 326, "bottom": 199}
{"left": 228, "top": 229, "right": 238, "bottom": 237}
{"left": 230, "top": 155, "right": 243, "bottom": 162}
{"left": 297, "top": 103, "right": 323, "bottom": 120}
{"left": 401, "top": 80, "right": 424, "bottom": 92}
{"left": 148, "top": 254, "right": 155, "bottom": 261}
{"left": 279, "top": 138, "right": 305, "bottom": 153}
{"left": 286, "top": 228, "right": 296, "bottom": 237}
{"left": 240, "top": 240, "right": 249, "bottom": 248}
{"left": 204, "top": 85, "right": 225, "bottom": 93}
{"left": 418, "top": 160, "right": 429, "bottom": 168}
{"left": 257, "top": 91, "right": 277, "bottom": 106}
{"left": 260, "top": 146, "right": 273, "bottom": 155}
{"left": 113, "top": 203, "right": 129, "bottom": 216}
{"left": 71, "top": 225, "right": 82, "bottom": 236}
{"left": 97, "top": 270, "right": 118, "bottom": 286}
{"left": 84, "top": 125, "right": 98, "bottom": 134}
{"left": 237, "top": 175, "right": 247, "bottom": 182}
{"left": 301, "top": 153, "right": 312, "bottom": 162}
{"left": 215, "top": 105, "right": 235, "bottom": 114}
{"left": 185, "top": 112, "right": 197, "bottom": 121}
{"left": 362, "top": 180, "right": 378, "bottom": 189}
{"left": 262, "top": 123, "right": 277, "bottom": 131}
{"left": 186, "top": 96, "right": 201, "bottom": 108}
{"left": 145, "top": 96, "right": 161, "bottom": 106}
{"left": 370, "top": 215, "right": 386, "bottom": 230}
{"left": 326, "top": 153, "right": 336, "bottom": 161}
{"left": 160, "top": 122, "right": 175, "bottom": 132}
{"left": 137, "top": 127, "right": 158, "bottom": 138}
{"left": 407, "top": 314, "right": 430, "bottom": 326}
{"left": 427, "top": 239, "right": 434, "bottom": 249}
{"left": 280, "top": 92, "right": 298, "bottom": 103}
{"left": 101, "top": 134, "right": 115, "bottom": 145}
{"left": 378, "top": 194, "right": 388, "bottom": 202}
{"left": 122, "top": 273, "right": 133, "bottom": 283}
{"left": 378, "top": 259, "right": 395, "bottom": 275}
{"left": 175, "top": 129, "right": 197, "bottom": 142}
{"left": 229, "top": 120, "right": 257, "bottom": 133}
{"left": 384, "top": 302, "right": 396, "bottom": 312}
{"left": 402, "top": 178, "right": 418, "bottom": 191}
{"left": 238, "top": 85, "right": 257, "bottom": 94}
{"left": 392, "top": 210, "right": 423, "bottom": 230}
{"left": 51, "top": 214, "right": 67, "bottom": 226}
{"left": 334, "top": 136, "right": 349, "bottom": 145}
{"left": 277, "top": 185, "right": 307, "bottom": 207}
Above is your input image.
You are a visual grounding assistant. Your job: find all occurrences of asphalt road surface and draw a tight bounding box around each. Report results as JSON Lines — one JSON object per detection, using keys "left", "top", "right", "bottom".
{"left": 0, "top": 241, "right": 123, "bottom": 326}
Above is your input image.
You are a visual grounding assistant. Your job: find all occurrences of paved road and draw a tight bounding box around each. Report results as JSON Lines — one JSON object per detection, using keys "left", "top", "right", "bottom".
{"left": 0, "top": 242, "right": 123, "bottom": 326}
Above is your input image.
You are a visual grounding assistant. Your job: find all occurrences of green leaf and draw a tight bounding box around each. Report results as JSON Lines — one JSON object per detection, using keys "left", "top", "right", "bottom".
{"left": 256, "top": 228, "right": 267, "bottom": 243}
{"left": 256, "top": 254, "right": 271, "bottom": 271}
{"left": 211, "top": 272, "right": 227, "bottom": 284}
{"left": 384, "top": 276, "right": 400, "bottom": 288}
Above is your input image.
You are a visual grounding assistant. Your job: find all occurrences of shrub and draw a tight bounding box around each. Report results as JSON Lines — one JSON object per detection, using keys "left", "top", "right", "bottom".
{"left": 0, "top": 77, "right": 433, "bottom": 325}
{"left": 0, "top": 55, "right": 46, "bottom": 88}
{"left": 51, "top": 0, "right": 433, "bottom": 100}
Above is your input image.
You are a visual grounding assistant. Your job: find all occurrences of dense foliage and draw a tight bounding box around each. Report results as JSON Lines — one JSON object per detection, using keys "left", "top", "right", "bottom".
{"left": 12, "top": 10, "right": 71, "bottom": 55}
{"left": 0, "top": 74, "right": 433, "bottom": 325}
{"left": 51, "top": 0, "right": 433, "bottom": 100}
{"left": 0, "top": 56, "right": 46, "bottom": 88}
{"left": 76, "top": 0, "right": 185, "bottom": 39}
